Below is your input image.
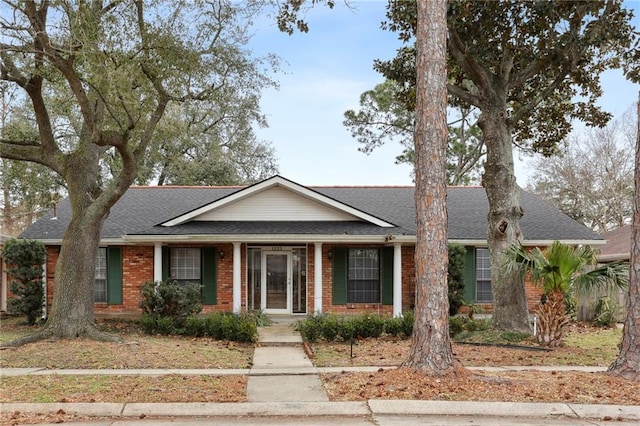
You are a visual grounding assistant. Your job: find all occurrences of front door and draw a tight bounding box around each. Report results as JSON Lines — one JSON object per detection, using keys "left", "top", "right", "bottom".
{"left": 262, "top": 251, "right": 291, "bottom": 314}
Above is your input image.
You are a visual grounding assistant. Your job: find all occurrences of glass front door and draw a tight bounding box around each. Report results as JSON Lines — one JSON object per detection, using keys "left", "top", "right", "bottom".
{"left": 262, "top": 251, "right": 291, "bottom": 314}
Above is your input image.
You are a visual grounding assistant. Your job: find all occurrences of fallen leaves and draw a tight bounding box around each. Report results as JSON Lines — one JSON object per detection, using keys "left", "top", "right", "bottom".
{"left": 321, "top": 368, "right": 640, "bottom": 405}
{"left": 1, "top": 375, "right": 247, "bottom": 403}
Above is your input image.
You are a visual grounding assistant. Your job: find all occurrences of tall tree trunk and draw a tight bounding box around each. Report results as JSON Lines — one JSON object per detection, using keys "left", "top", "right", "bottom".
{"left": 402, "top": 0, "right": 458, "bottom": 375}
{"left": 480, "top": 109, "right": 530, "bottom": 333}
{"left": 42, "top": 210, "right": 112, "bottom": 339}
{"left": 2, "top": 147, "right": 123, "bottom": 346}
{"left": 608, "top": 95, "right": 640, "bottom": 380}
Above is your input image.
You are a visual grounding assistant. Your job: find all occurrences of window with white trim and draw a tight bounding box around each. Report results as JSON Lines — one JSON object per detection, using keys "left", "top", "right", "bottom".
{"left": 476, "top": 248, "right": 493, "bottom": 303}
{"left": 347, "top": 248, "right": 380, "bottom": 303}
{"left": 170, "top": 247, "right": 201, "bottom": 285}
{"left": 94, "top": 247, "right": 107, "bottom": 302}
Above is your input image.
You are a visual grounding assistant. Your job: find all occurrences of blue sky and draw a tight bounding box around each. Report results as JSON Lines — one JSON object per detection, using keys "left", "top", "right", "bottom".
{"left": 248, "top": 1, "right": 640, "bottom": 187}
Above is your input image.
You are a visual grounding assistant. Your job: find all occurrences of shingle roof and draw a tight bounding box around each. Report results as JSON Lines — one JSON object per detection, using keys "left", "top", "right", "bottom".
{"left": 21, "top": 183, "right": 602, "bottom": 243}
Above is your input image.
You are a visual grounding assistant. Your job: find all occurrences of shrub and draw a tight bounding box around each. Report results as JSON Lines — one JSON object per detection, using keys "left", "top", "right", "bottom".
{"left": 448, "top": 244, "right": 466, "bottom": 315}
{"left": 296, "top": 315, "right": 323, "bottom": 342}
{"left": 383, "top": 317, "right": 404, "bottom": 337}
{"left": 140, "top": 313, "right": 175, "bottom": 335}
{"left": 320, "top": 314, "right": 341, "bottom": 341}
{"left": 337, "top": 319, "right": 356, "bottom": 341}
{"left": 184, "top": 316, "right": 206, "bottom": 337}
{"left": 180, "top": 312, "right": 258, "bottom": 343}
{"left": 400, "top": 310, "right": 414, "bottom": 337}
{"left": 352, "top": 314, "right": 385, "bottom": 338}
{"left": 593, "top": 296, "right": 618, "bottom": 328}
{"left": 3, "top": 238, "right": 46, "bottom": 325}
{"left": 449, "top": 316, "right": 469, "bottom": 337}
{"left": 139, "top": 279, "right": 202, "bottom": 328}
{"left": 226, "top": 313, "right": 258, "bottom": 343}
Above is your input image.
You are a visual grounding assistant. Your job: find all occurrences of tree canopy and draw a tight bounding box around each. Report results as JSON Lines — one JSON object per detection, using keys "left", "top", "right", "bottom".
{"left": 0, "top": 0, "right": 277, "bottom": 343}
{"left": 372, "top": 0, "right": 639, "bottom": 332}
{"left": 343, "top": 79, "right": 484, "bottom": 185}
{"left": 527, "top": 104, "right": 637, "bottom": 232}
{"left": 0, "top": 1, "right": 279, "bottom": 237}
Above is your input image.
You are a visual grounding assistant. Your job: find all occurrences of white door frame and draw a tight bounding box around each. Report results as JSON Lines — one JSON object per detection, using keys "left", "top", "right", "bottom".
{"left": 261, "top": 250, "right": 291, "bottom": 314}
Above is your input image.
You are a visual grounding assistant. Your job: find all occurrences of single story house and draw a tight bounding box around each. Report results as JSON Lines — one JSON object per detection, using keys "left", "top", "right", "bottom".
{"left": 16, "top": 175, "right": 603, "bottom": 318}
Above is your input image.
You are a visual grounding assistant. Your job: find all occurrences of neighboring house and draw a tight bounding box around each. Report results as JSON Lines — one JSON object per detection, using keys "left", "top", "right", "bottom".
{"left": 598, "top": 226, "right": 631, "bottom": 263}
{"left": 18, "top": 175, "right": 603, "bottom": 318}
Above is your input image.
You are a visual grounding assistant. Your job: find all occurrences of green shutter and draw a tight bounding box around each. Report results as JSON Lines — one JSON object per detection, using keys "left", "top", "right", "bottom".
{"left": 463, "top": 247, "right": 476, "bottom": 303}
{"left": 331, "top": 247, "right": 347, "bottom": 305}
{"left": 162, "top": 246, "right": 170, "bottom": 281}
{"left": 381, "top": 247, "right": 394, "bottom": 305}
{"left": 107, "top": 247, "right": 123, "bottom": 305}
{"left": 202, "top": 247, "right": 217, "bottom": 305}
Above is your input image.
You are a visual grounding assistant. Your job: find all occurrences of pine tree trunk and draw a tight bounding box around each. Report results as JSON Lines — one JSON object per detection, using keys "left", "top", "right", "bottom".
{"left": 608, "top": 95, "right": 640, "bottom": 380}
{"left": 401, "top": 0, "right": 458, "bottom": 375}
{"left": 480, "top": 109, "right": 531, "bottom": 334}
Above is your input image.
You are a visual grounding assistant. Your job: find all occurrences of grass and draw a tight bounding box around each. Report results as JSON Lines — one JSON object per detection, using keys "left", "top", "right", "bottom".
{"left": 0, "top": 375, "right": 248, "bottom": 403}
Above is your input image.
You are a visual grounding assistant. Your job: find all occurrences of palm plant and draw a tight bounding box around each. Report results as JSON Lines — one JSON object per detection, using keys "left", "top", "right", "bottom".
{"left": 504, "top": 241, "right": 628, "bottom": 347}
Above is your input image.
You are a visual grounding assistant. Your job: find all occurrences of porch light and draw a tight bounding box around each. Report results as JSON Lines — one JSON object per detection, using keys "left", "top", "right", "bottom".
{"left": 327, "top": 250, "right": 332, "bottom": 259}
{"left": 219, "top": 250, "right": 224, "bottom": 260}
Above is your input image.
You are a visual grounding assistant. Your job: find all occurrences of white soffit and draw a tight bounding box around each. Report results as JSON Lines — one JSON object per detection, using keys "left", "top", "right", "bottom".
{"left": 161, "top": 175, "right": 395, "bottom": 227}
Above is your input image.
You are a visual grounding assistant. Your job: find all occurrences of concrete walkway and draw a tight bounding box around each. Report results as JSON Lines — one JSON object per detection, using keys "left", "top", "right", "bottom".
{"left": 247, "top": 316, "right": 329, "bottom": 402}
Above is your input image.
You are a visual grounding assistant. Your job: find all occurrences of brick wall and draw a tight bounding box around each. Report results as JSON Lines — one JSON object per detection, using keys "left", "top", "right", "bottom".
{"left": 95, "top": 245, "right": 153, "bottom": 316}
{"left": 207, "top": 242, "right": 234, "bottom": 313}
{"left": 42, "top": 242, "right": 545, "bottom": 318}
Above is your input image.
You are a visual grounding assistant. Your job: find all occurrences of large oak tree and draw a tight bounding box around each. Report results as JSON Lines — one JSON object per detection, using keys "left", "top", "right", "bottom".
{"left": 355, "top": 1, "right": 640, "bottom": 332}
{"left": 0, "top": 0, "right": 275, "bottom": 344}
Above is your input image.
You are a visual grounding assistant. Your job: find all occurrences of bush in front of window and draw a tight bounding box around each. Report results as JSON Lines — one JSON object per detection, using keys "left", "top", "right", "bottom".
{"left": 139, "top": 279, "right": 202, "bottom": 333}
{"left": 4, "top": 238, "right": 46, "bottom": 325}
{"left": 297, "top": 313, "right": 415, "bottom": 342}
{"left": 351, "top": 314, "right": 385, "bottom": 339}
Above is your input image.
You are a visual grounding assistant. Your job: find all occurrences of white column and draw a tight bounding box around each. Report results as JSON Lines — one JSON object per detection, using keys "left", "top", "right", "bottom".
{"left": 153, "top": 243, "right": 163, "bottom": 282}
{"left": 233, "top": 242, "right": 241, "bottom": 313}
{"left": 393, "top": 243, "right": 403, "bottom": 317}
{"left": 314, "top": 242, "right": 323, "bottom": 314}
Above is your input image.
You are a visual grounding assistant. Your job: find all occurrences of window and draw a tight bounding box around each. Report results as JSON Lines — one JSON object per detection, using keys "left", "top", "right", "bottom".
{"left": 347, "top": 248, "right": 380, "bottom": 303}
{"left": 476, "top": 248, "right": 493, "bottom": 303}
{"left": 94, "top": 247, "right": 107, "bottom": 302}
{"left": 170, "top": 247, "right": 201, "bottom": 285}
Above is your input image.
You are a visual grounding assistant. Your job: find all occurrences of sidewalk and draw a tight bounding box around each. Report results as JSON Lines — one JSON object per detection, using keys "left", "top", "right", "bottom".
{"left": 1, "top": 317, "right": 638, "bottom": 423}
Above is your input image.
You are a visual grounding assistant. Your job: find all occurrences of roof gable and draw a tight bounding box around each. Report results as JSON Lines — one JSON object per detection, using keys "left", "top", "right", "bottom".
{"left": 161, "top": 175, "right": 395, "bottom": 228}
